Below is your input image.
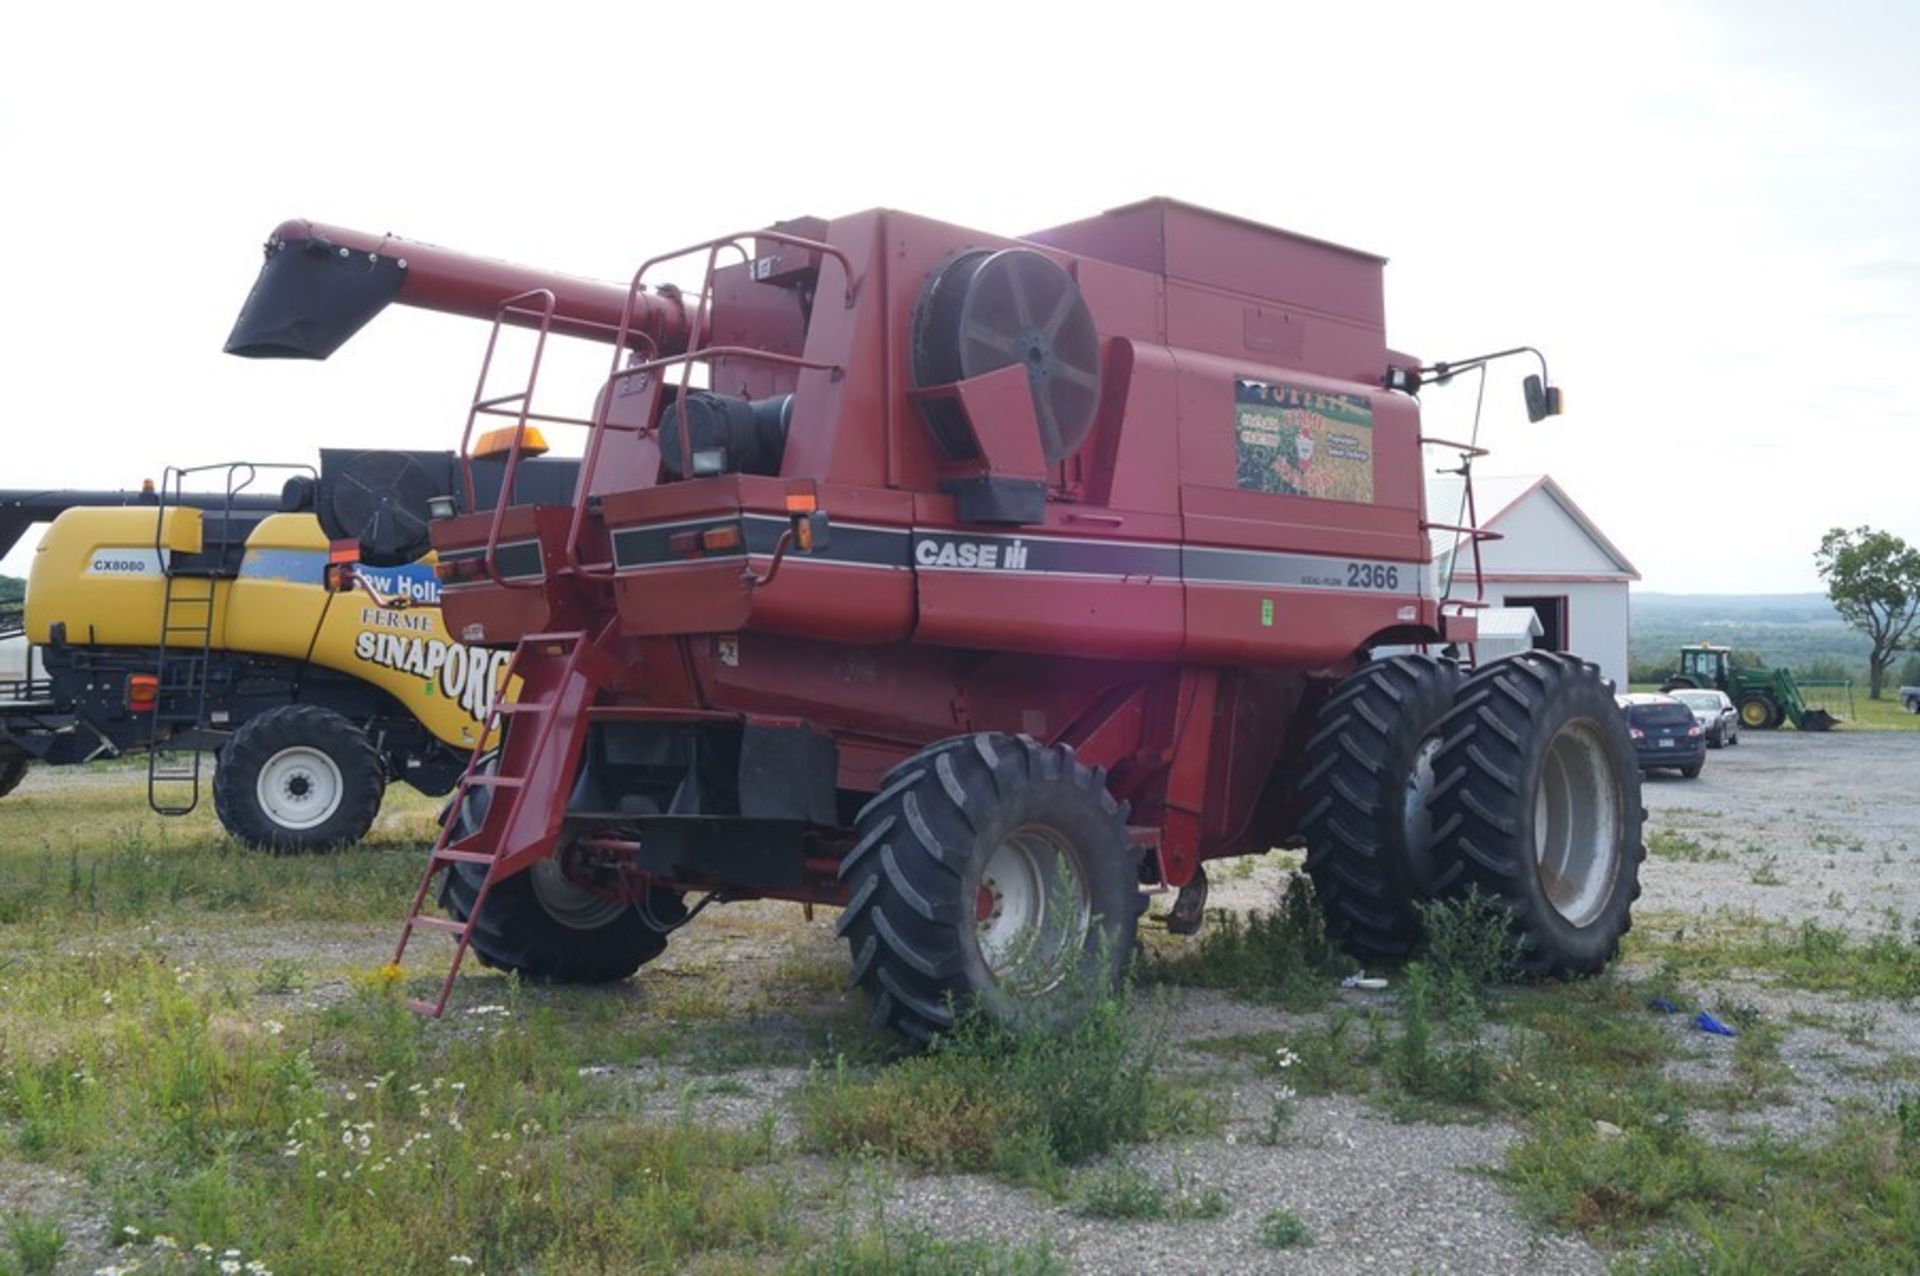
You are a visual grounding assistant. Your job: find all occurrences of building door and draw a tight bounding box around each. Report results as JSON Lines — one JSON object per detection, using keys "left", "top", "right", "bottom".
{"left": 1505, "top": 594, "right": 1568, "bottom": 651}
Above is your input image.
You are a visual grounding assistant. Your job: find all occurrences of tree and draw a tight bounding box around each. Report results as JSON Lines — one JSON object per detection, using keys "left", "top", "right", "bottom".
{"left": 1815, "top": 527, "right": 1920, "bottom": 700}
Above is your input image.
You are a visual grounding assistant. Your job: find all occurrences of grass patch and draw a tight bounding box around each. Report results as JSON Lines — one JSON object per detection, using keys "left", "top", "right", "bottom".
{"left": 800, "top": 983, "right": 1215, "bottom": 1190}
{"left": 1646, "top": 830, "right": 1728, "bottom": 863}
{"left": 1642, "top": 912, "right": 1920, "bottom": 1000}
{"left": 791, "top": 1218, "right": 1064, "bottom": 1275}
{"left": 1257, "top": 1207, "right": 1313, "bottom": 1250}
{"left": 1149, "top": 873, "right": 1352, "bottom": 1007}
{"left": 1070, "top": 1164, "right": 1225, "bottom": 1222}
{"left": 4, "top": 1215, "right": 64, "bottom": 1275}
{"left": 1512, "top": 1100, "right": 1920, "bottom": 1268}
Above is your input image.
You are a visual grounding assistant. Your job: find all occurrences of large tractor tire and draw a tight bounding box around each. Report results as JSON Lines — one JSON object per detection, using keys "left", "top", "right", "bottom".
{"left": 838, "top": 733, "right": 1144, "bottom": 1045}
{"left": 0, "top": 752, "right": 27, "bottom": 799}
{"left": 213, "top": 705, "right": 386, "bottom": 852}
{"left": 1300, "top": 654, "right": 1459, "bottom": 961}
{"left": 437, "top": 761, "right": 684, "bottom": 983}
{"left": 1429, "top": 652, "right": 1645, "bottom": 976}
{"left": 1737, "top": 695, "right": 1782, "bottom": 731}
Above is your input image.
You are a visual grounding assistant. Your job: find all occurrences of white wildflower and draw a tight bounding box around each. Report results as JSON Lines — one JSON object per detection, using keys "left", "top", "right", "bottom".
{"left": 101, "top": 990, "right": 114, "bottom": 1006}
{"left": 450, "top": 1257, "right": 476, "bottom": 1268}
{"left": 221, "top": 1262, "right": 242, "bottom": 1275}
{"left": 262, "top": 1020, "right": 285, "bottom": 1037}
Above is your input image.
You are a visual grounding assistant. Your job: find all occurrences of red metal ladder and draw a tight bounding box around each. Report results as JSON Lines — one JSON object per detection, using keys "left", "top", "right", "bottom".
{"left": 390, "top": 626, "right": 608, "bottom": 1016}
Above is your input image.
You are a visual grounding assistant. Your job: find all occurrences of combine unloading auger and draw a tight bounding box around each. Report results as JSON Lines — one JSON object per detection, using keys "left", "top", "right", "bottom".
{"left": 225, "top": 220, "right": 699, "bottom": 361}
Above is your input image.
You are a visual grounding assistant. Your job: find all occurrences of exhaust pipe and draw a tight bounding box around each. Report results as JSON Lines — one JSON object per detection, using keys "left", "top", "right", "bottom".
{"left": 225, "top": 221, "right": 698, "bottom": 360}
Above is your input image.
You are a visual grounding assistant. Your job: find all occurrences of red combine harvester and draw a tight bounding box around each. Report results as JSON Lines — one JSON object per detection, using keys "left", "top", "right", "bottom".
{"left": 227, "top": 201, "right": 1643, "bottom": 1041}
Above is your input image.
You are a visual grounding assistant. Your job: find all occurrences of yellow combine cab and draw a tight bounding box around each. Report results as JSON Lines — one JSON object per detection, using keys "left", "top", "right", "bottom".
{"left": 0, "top": 451, "right": 560, "bottom": 849}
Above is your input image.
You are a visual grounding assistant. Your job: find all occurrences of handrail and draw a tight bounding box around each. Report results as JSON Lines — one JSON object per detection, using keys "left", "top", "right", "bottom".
{"left": 457, "top": 288, "right": 559, "bottom": 590}
{"left": 560, "top": 227, "right": 856, "bottom": 577}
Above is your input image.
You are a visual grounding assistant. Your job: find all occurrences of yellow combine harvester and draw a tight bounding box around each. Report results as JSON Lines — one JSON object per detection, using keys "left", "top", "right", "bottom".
{"left": 0, "top": 445, "right": 568, "bottom": 849}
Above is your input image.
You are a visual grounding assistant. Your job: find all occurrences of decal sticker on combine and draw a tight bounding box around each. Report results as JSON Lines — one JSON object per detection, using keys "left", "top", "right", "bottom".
{"left": 355, "top": 562, "right": 442, "bottom": 605}
{"left": 354, "top": 608, "right": 511, "bottom": 722}
{"left": 1233, "top": 378, "right": 1374, "bottom": 503}
{"left": 85, "top": 548, "right": 166, "bottom": 576}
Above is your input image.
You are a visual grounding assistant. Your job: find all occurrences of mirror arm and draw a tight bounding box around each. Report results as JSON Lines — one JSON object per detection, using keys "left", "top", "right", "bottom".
{"left": 1409, "top": 346, "right": 1551, "bottom": 390}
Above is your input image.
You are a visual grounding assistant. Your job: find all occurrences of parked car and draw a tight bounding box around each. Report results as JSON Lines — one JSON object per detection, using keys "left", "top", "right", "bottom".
{"left": 1669, "top": 688, "right": 1739, "bottom": 747}
{"left": 1616, "top": 693, "right": 1707, "bottom": 778}
{"left": 1902, "top": 685, "right": 1920, "bottom": 714}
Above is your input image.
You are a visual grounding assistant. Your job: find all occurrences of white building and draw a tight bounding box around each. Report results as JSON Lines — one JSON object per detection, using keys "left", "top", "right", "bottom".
{"left": 1432, "top": 475, "right": 1640, "bottom": 688}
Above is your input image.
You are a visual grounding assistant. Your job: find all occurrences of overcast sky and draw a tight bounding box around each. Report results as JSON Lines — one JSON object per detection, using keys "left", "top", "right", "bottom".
{"left": 3, "top": 1, "right": 1914, "bottom": 592}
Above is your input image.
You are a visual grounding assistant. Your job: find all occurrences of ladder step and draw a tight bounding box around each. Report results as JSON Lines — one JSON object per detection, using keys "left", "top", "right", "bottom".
{"left": 493, "top": 700, "right": 550, "bottom": 715}
{"left": 463, "top": 774, "right": 526, "bottom": 789}
{"left": 520, "top": 631, "right": 586, "bottom": 645}
{"left": 405, "top": 997, "right": 453, "bottom": 1017}
{"left": 433, "top": 848, "right": 496, "bottom": 865}
{"left": 408, "top": 915, "right": 469, "bottom": 936}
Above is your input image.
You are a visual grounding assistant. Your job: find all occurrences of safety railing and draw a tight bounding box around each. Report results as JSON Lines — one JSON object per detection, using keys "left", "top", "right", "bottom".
{"left": 1419, "top": 436, "right": 1503, "bottom": 664}
{"left": 449, "top": 229, "right": 856, "bottom": 585}
{"left": 562, "top": 229, "right": 856, "bottom": 576}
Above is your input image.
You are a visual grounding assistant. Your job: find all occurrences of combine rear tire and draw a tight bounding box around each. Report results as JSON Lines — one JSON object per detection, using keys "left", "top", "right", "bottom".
{"left": 1300, "top": 654, "right": 1459, "bottom": 961}
{"left": 0, "top": 753, "right": 26, "bottom": 799}
{"left": 213, "top": 705, "right": 385, "bottom": 852}
{"left": 1738, "top": 695, "right": 1781, "bottom": 731}
{"left": 1429, "top": 652, "right": 1645, "bottom": 976}
{"left": 838, "top": 733, "right": 1143, "bottom": 1045}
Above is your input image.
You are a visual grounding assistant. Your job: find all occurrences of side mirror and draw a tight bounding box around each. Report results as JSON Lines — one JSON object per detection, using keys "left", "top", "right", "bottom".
{"left": 1523, "top": 374, "right": 1563, "bottom": 423}
{"left": 794, "top": 508, "right": 831, "bottom": 553}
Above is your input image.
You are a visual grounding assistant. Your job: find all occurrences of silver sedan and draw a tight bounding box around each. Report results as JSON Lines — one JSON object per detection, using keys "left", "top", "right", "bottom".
{"left": 1670, "top": 688, "right": 1740, "bottom": 748}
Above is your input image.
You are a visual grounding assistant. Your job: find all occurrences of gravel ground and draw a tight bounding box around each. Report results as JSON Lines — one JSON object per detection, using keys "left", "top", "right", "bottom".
{"left": 1636, "top": 730, "right": 1920, "bottom": 927}
{"left": 7, "top": 730, "right": 1918, "bottom": 1273}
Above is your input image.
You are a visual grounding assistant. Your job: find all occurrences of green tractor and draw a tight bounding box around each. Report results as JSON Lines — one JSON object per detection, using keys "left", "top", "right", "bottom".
{"left": 1662, "top": 644, "right": 1837, "bottom": 732}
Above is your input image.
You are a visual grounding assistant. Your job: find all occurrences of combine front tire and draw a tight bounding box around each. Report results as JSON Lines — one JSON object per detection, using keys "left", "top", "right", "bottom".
{"left": 436, "top": 765, "right": 684, "bottom": 983}
{"left": 838, "top": 734, "right": 1143, "bottom": 1045}
{"left": 0, "top": 753, "right": 26, "bottom": 799}
{"left": 440, "top": 860, "right": 682, "bottom": 984}
{"left": 1429, "top": 653, "right": 1645, "bottom": 976}
{"left": 1300, "top": 654, "right": 1459, "bottom": 961}
{"left": 213, "top": 705, "right": 385, "bottom": 852}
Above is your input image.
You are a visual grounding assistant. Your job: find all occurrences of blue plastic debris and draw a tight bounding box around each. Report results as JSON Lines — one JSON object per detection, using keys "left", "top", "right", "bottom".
{"left": 1647, "top": 996, "right": 1680, "bottom": 1014}
{"left": 1692, "top": 1010, "right": 1738, "bottom": 1038}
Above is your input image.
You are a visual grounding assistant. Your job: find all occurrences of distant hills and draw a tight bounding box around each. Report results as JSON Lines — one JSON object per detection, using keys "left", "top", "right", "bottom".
{"left": 1629, "top": 591, "right": 1900, "bottom": 684}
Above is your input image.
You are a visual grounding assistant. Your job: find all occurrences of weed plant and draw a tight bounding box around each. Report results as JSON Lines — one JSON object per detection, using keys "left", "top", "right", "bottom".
{"left": 1149, "top": 873, "right": 1352, "bottom": 1006}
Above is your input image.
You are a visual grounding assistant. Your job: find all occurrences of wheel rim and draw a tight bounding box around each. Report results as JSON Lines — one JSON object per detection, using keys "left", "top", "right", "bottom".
{"left": 528, "top": 857, "right": 629, "bottom": 931}
{"left": 255, "top": 746, "right": 344, "bottom": 831}
{"left": 1740, "top": 700, "right": 1770, "bottom": 727}
{"left": 1402, "top": 735, "right": 1443, "bottom": 889}
{"left": 973, "top": 823, "right": 1090, "bottom": 992}
{"left": 1531, "top": 719, "right": 1621, "bottom": 928}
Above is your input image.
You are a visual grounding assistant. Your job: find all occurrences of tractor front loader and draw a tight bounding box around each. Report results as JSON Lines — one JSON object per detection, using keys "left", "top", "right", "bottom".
{"left": 1664, "top": 643, "right": 1837, "bottom": 731}
{"left": 227, "top": 203, "right": 1646, "bottom": 1037}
